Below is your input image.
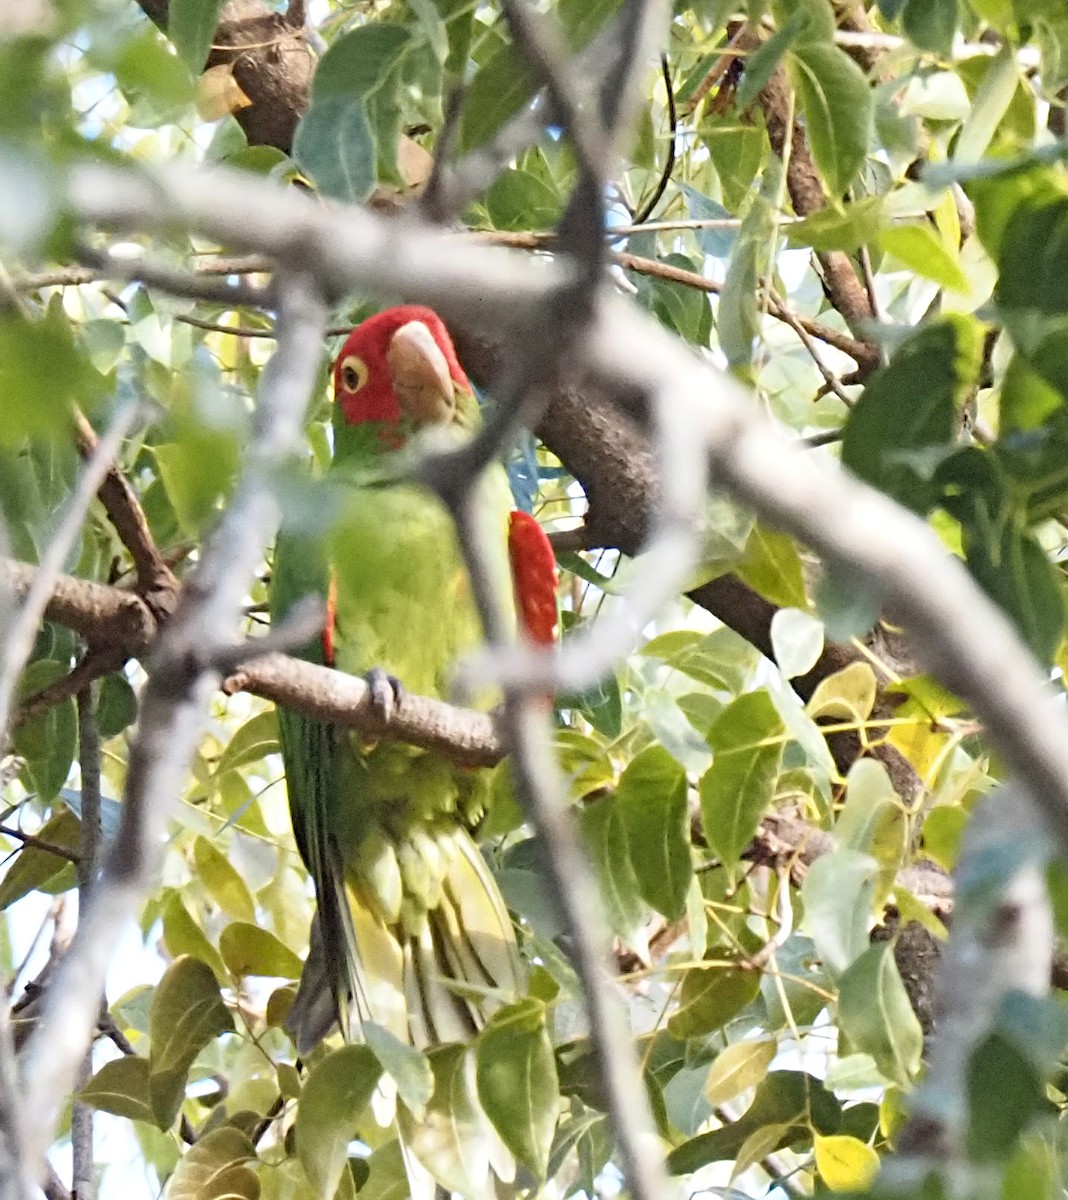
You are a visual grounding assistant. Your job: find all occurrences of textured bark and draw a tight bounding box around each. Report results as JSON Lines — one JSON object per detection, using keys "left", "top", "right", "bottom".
{"left": 137, "top": 0, "right": 313, "bottom": 153}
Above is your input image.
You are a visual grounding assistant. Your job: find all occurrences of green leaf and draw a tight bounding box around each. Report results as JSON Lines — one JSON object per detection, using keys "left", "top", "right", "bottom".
{"left": 293, "top": 94, "right": 377, "bottom": 203}
{"left": 398, "top": 1044, "right": 498, "bottom": 1199}
{"left": 0, "top": 807, "right": 80, "bottom": 910}
{"left": 736, "top": 9, "right": 810, "bottom": 110}
{"left": 363, "top": 1021, "right": 434, "bottom": 1116}
{"left": 579, "top": 796, "right": 647, "bottom": 946}
{"left": 161, "top": 889, "right": 227, "bottom": 981}
{"left": 841, "top": 315, "right": 982, "bottom": 511}
{"left": 700, "top": 691, "right": 784, "bottom": 866}
{"left": 79, "top": 1056, "right": 155, "bottom": 1123}
{"left": 296, "top": 1046, "right": 382, "bottom": 1200}
{"left": 193, "top": 837, "right": 255, "bottom": 922}
{"left": 13, "top": 660, "right": 77, "bottom": 802}
{"left": 640, "top": 628, "right": 751, "bottom": 692}
{"left": 903, "top": 0, "right": 959, "bottom": 56}
{"left": 357, "top": 1141, "right": 410, "bottom": 1200}
{"left": 702, "top": 119, "right": 767, "bottom": 213}
{"left": 789, "top": 44, "right": 872, "bottom": 195}
{"left": 966, "top": 1032, "right": 1045, "bottom": 1162}
{"left": 615, "top": 746, "right": 692, "bottom": 921}
{"left": 168, "top": 0, "right": 228, "bottom": 72}
{"left": 880, "top": 223, "right": 968, "bottom": 291}
{"left": 679, "top": 184, "right": 736, "bottom": 259}
{"left": 801, "top": 850, "right": 878, "bottom": 977}
{"left": 733, "top": 523, "right": 808, "bottom": 609}
{"left": 219, "top": 921, "right": 303, "bottom": 979}
{"left": 311, "top": 24, "right": 412, "bottom": 99}
{"left": 703, "top": 1039, "right": 777, "bottom": 1106}
{"left": 476, "top": 999, "right": 559, "bottom": 1179}
{"left": 166, "top": 1127, "right": 259, "bottom": 1200}
{"left": 784, "top": 196, "right": 883, "bottom": 253}
{"left": 667, "top": 956, "right": 761, "bottom": 1038}
{"left": 214, "top": 711, "right": 279, "bottom": 777}
{"left": 719, "top": 191, "right": 773, "bottom": 368}
{"left": 954, "top": 45, "right": 1021, "bottom": 164}
{"left": 485, "top": 169, "right": 561, "bottom": 231}
{"left": 113, "top": 27, "right": 197, "bottom": 116}
{"left": 459, "top": 40, "right": 535, "bottom": 152}
{"left": 97, "top": 673, "right": 137, "bottom": 739}
{"left": 667, "top": 1070, "right": 841, "bottom": 1173}
{"left": 0, "top": 311, "right": 103, "bottom": 446}
{"left": 997, "top": 189, "right": 1068, "bottom": 315}
{"left": 149, "top": 955, "right": 235, "bottom": 1129}
{"left": 837, "top": 942, "right": 923, "bottom": 1087}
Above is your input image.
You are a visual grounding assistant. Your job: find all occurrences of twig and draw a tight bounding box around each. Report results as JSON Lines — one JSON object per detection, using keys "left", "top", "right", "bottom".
{"left": 14, "top": 274, "right": 327, "bottom": 1188}
{"left": 0, "top": 403, "right": 139, "bottom": 743}
{"left": 631, "top": 54, "right": 677, "bottom": 226}
{"left": 14, "top": 650, "right": 125, "bottom": 730}
{"left": 74, "top": 246, "right": 274, "bottom": 308}
{"left": 72, "top": 410, "right": 176, "bottom": 608}
{"left": 71, "top": 686, "right": 101, "bottom": 1200}
{"left": 418, "top": 84, "right": 467, "bottom": 225}
{"left": 767, "top": 286, "right": 856, "bottom": 405}
{"left": 0, "top": 826, "right": 79, "bottom": 865}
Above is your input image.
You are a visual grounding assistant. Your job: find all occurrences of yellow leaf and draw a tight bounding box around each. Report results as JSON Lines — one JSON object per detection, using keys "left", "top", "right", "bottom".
{"left": 814, "top": 1133, "right": 879, "bottom": 1192}
{"left": 806, "top": 662, "right": 877, "bottom": 723}
{"left": 197, "top": 64, "right": 252, "bottom": 121}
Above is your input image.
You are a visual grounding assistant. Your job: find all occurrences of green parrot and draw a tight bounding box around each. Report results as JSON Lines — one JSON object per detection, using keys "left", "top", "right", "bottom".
{"left": 271, "top": 305, "right": 558, "bottom": 1055}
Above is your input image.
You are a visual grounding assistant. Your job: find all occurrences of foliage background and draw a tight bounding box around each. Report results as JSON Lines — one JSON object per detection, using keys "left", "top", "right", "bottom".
{"left": 4, "top": 1, "right": 1068, "bottom": 1199}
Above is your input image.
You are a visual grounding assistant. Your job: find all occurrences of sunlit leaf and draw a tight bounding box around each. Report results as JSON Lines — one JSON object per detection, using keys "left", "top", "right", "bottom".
{"left": 704, "top": 1040, "right": 777, "bottom": 1107}
{"left": 615, "top": 746, "right": 692, "bottom": 921}
{"left": 814, "top": 1133, "right": 880, "bottom": 1191}
{"left": 79, "top": 1056, "right": 155, "bottom": 1123}
{"left": 193, "top": 836, "right": 255, "bottom": 922}
{"left": 219, "top": 921, "right": 303, "bottom": 979}
{"left": 789, "top": 44, "right": 872, "bottom": 195}
{"left": 837, "top": 943, "right": 923, "bottom": 1087}
{"left": 149, "top": 955, "right": 235, "bottom": 1128}
{"left": 475, "top": 999, "right": 559, "bottom": 1178}
{"left": 700, "top": 691, "right": 784, "bottom": 866}
{"left": 296, "top": 1046, "right": 381, "bottom": 1200}
{"left": 166, "top": 1127, "right": 259, "bottom": 1200}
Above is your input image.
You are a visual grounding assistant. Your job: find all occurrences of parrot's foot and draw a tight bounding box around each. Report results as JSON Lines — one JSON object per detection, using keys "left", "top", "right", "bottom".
{"left": 364, "top": 668, "right": 404, "bottom": 723}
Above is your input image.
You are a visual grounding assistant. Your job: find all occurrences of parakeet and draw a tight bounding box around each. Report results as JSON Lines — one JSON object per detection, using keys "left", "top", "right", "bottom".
{"left": 271, "top": 305, "right": 558, "bottom": 1055}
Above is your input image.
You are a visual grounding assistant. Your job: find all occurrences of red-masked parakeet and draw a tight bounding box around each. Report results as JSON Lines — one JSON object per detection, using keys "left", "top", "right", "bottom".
{"left": 271, "top": 306, "right": 557, "bottom": 1055}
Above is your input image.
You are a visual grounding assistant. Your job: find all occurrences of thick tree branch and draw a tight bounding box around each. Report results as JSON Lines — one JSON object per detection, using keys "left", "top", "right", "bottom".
{"left": 135, "top": 0, "right": 313, "bottom": 153}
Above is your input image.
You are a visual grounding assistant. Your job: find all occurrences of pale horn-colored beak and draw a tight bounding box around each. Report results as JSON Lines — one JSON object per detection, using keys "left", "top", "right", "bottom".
{"left": 387, "top": 320, "right": 457, "bottom": 426}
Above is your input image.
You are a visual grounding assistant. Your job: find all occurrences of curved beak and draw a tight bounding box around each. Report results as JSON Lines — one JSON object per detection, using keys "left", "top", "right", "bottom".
{"left": 387, "top": 320, "right": 456, "bottom": 427}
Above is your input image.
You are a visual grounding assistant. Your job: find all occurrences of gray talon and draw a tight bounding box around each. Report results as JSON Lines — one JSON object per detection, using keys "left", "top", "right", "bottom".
{"left": 365, "top": 668, "right": 404, "bottom": 723}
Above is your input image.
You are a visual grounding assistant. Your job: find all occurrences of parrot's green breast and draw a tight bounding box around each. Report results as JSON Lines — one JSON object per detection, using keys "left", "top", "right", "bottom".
{"left": 331, "top": 478, "right": 490, "bottom": 700}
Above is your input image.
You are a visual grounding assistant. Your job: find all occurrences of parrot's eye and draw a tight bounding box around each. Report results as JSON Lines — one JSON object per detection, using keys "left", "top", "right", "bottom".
{"left": 339, "top": 355, "right": 368, "bottom": 393}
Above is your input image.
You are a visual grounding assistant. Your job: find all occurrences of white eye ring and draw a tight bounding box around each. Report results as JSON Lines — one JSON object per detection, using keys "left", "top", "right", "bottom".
{"left": 339, "top": 355, "right": 368, "bottom": 392}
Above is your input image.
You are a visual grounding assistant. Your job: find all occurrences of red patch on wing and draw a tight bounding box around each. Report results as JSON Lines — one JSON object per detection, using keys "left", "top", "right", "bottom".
{"left": 508, "top": 511, "right": 558, "bottom": 646}
{"left": 321, "top": 572, "right": 337, "bottom": 667}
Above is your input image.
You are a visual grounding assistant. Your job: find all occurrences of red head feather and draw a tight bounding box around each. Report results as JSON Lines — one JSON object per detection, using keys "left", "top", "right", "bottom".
{"left": 333, "top": 305, "right": 471, "bottom": 427}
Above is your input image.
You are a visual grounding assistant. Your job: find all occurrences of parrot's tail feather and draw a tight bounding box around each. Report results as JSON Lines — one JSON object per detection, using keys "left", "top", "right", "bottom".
{"left": 285, "top": 919, "right": 341, "bottom": 1056}
{"left": 403, "top": 829, "right": 524, "bottom": 1045}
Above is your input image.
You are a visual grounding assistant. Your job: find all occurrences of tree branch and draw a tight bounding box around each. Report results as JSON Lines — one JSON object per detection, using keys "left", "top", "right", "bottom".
{"left": 14, "top": 273, "right": 327, "bottom": 1187}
